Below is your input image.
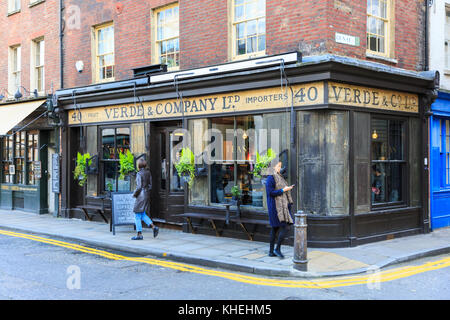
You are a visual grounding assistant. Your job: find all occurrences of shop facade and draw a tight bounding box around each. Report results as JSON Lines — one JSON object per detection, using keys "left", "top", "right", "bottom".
{"left": 55, "top": 53, "right": 438, "bottom": 247}
{"left": 0, "top": 99, "right": 55, "bottom": 214}
{"left": 430, "top": 90, "right": 450, "bottom": 230}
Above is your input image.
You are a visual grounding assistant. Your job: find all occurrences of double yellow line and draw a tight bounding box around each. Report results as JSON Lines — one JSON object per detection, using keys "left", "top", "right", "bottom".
{"left": 0, "top": 228, "right": 449, "bottom": 289}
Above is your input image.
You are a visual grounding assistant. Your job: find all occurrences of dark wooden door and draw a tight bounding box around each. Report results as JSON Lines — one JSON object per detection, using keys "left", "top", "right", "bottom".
{"left": 150, "top": 123, "right": 185, "bottom": 225}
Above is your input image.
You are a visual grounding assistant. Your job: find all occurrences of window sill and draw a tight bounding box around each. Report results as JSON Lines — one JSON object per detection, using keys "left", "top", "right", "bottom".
{"left": 366, "top": 52, "right": 398, "bottom": 64}
{"left": 29, "top": 0, "right": 45, "bottom": 8}
{"left": 7, "top": 9, "right": 21, "bottom": 17}
{"left": 443, "top": 69, "right": 450, "bottom": 75}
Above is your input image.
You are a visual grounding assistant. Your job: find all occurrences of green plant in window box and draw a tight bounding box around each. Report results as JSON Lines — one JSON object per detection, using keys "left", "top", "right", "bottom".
{"left": 174, "top": 147, "right": 195, "bottom": 188}
{"left": 251, "top": 148, "right": 276, "bottom": 178}
{"left": 118, "top": 150, "right": 136, "bottom": 180}
{"left": 73, "top": 152, "right": 91, "bottom": 187}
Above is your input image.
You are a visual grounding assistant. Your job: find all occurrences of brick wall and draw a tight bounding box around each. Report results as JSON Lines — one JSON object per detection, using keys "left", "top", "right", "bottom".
{"left": 0, "top": 0, "right": 60, "bottom": 96}
{"left": 60, "top": 0, "right": 427, "bottom": 88}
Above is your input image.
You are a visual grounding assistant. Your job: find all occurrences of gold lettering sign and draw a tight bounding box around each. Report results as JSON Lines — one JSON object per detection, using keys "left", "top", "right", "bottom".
{"left": 1, "top": 185, "right": 38, "bottom": 192}
{"left": 328, "top": 82, "right": 419, "bottom": 113}
{"left": 68, "top": 82, "right": 324, "bottom": 125}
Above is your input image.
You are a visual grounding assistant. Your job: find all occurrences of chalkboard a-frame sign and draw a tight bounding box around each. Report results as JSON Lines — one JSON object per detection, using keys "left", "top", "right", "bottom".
{"left": 111, "top": 192, "right": 136, "bottom": 235}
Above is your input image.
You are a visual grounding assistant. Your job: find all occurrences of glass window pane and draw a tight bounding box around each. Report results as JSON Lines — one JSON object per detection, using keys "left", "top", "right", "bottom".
{"left": 258, "top": 18, "right": 265, "bottom": 34}
{"left": 246, "top": 1, "right": 257, "bottom": 19}
{"left": 237, "top": 39, "right": 246, "bottom": 55}
{"left": 116, "top": 127, "right": 130, "bottom": 155}
{"left": 387, "top": 163, "right": 403, "bottom": 202}
{"left": 237, "top": 22, "right": 245, "bottom": 39}
{"left": 258, "top": 35, "right": 265, "bottom": 52}
{"left": 235, "top": 4, "right": 244, "bottom": 20}
{"left": 102, "top": 129, "right": 115, "bottom": 159}
{"left": 371, "top": 0, "right": 379, "bottom": 16}
{"left": 371, "top": 163, "right": 386, "bottom": 203}
{"left": 246, "top": 36, "right": 257, "bottom": 53}
{"left": 104, "top": 162, "right": 117, "bottom": 192}
{"left": 371, "top": 119, "right": 388, "bottom": 160}
{"left": 388, "top": 121, "right": 403, "bottom": 160}
{"left": 170, "top": 133, "right": 184, "bottom": 192}
{"left": 247, "top": 19, "right": 257, "bottom": 36}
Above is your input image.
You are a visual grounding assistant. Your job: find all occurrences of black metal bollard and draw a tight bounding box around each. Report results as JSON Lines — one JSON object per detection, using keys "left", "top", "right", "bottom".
{"left": 293, "top": 210, "right": 308, "bottom": 271}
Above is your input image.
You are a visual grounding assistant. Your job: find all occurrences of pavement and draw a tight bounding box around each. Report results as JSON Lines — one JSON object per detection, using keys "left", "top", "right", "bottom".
{"left": 0, "top": 209, "right": 449, "bottom": 278}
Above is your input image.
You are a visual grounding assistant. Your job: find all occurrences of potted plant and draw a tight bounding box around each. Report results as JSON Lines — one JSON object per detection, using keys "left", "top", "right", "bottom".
{"left": 105, "top": 181, "right": 114, "bottom": 197}
{"left": 73, "top": 152, "right": 91, "bottom": 187}
{"left": 174, "top": 147, "right": 195, "bottom": 188}
{"left": 231, "top": 185, "right": 242, "bottom": 217}
{"left": 251, "top": 148, "right": 276, "bottom": 178}
{"left": 118, "top": 150, "right": 137, "bottom": 180}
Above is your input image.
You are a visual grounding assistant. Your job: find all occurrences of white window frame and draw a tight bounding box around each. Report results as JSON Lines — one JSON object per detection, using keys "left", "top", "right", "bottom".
{"left": 30, "top": 37, "right": 45, "bottom": 95}
{"left": 366, "top": 0, "right": 395, "bottom": 59}
{"left": 8, "top": 45, "right": 21, "bottom": 98}
{"left": 92, "top": 22, "right": 115, "bottom": 83}
{"left": 152, "top": 3, "right": 180, "bottom": 71}
{"left": 230, "top": 0, "right": 266, "bottom": 61}
{"left": 8, "top": 0, "right": 21, "bottom": 14}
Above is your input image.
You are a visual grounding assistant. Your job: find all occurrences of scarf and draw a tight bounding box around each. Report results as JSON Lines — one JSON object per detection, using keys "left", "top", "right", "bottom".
{"left": 268, "top": 168, "right": 293, "bottom": 224}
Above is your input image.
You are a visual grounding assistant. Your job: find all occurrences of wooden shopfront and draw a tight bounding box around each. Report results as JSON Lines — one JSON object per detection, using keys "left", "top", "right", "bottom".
{"left": 0, "top": 99, "right": 54, "bottom": 214}
{"left": 56, "top": 54, "right": 438, "bottom": 247}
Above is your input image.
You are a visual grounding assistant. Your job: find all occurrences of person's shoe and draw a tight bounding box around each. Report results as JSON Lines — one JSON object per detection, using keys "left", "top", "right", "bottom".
{"left": 153, "top": 226, "right": 159, "bottom": 238}
{"left": 268, "top": 251, "right": 276, "bottom": 257}
{"left": 131, "top": 235, "right": 143, "bottom": 240}
{"left": 273, "top": 249, "right": 284, "bottom": 259}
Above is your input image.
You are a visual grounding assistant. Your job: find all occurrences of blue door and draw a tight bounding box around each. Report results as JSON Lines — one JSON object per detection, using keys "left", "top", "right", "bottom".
{"left": 430, "top": 97, "right": 450, "bottom": 229}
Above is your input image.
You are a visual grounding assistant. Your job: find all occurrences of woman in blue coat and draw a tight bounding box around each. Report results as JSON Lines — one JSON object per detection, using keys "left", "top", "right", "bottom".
{"left": 265, "top": 160, "right": 294, "bottom": 258}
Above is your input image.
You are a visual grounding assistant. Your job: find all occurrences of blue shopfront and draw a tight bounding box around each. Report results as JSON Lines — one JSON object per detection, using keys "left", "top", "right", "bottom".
{"left": 430, "top": 91, "right": 450, "bottom": 229}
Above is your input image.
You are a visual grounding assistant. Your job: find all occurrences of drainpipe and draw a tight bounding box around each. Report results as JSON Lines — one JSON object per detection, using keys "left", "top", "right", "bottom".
{"left": 60, "top": 0, "right": 64, "bottom": 89}
{"left": 424, "top": 0, "right": 429, "bottom": 71}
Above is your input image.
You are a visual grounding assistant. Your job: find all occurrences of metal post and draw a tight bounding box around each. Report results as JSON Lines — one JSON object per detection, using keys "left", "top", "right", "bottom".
{"left": 293, "top": 210, "right": 308, "bottom": 271}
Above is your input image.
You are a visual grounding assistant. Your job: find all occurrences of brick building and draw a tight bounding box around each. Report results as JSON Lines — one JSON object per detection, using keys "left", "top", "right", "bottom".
{"left": 47, "top": 1, "right": 441, "bottom": 246}
{"left": 0, "top": 0, "right": 61, "bottom": 215}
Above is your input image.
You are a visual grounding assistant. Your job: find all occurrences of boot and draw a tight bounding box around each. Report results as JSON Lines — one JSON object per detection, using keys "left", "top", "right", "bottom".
{"left": 268, "top": 242, "right": 276, "bottom": 257}
{"left": 274, "top": 244, "right": 284, "bottom": 259}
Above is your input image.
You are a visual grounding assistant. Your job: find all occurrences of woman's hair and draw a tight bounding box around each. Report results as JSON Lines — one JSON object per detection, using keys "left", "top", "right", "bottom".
{"left": 137, "top": 158, "right": 147, "bottom": 170}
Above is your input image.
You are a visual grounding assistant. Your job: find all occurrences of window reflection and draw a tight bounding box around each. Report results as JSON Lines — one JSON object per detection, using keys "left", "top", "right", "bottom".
{"left": 101, "top": 127, "right": 130, "bottom": 192}
{"left": 371, "top": 118, "right": 405, "bottom": 205}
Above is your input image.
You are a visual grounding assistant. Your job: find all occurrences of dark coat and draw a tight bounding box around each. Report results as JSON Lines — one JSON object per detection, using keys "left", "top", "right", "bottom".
{"left": 133, "top": 168, "right": 152, "bottom": 213}
{"left": 265, "top": 175, "right": 293, "bottom": 227}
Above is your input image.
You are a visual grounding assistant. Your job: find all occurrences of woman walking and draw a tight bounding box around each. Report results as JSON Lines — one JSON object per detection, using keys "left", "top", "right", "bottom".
{"left": 131, "top": 158, "right": 159, "bottom": 240}
{"left": 265, "top": 160, "right": 294, "bottom": 258}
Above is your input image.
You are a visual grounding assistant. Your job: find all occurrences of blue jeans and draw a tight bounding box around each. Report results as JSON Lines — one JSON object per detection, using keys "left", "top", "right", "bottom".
{"left": 134, "top": 212, "right": 153, "bottom": 232}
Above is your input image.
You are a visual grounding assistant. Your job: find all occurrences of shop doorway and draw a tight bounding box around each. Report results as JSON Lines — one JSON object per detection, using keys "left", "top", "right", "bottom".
{"left": 150, "top": 122, "right": 185, "bottom": 225}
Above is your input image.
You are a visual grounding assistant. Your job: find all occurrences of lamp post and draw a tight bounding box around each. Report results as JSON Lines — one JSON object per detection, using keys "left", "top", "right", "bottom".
{"left": 293, "top": 210, "right": 308, "bottom": 271}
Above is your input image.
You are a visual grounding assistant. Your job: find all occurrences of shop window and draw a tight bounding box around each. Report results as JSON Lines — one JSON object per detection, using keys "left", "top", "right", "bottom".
{"left": 232, "top": 0, "right": 266, "bottom": 60}
{"left": 27, "top": 131, "right": 39, "bottom": 185}
{"left": 2, "top": 136, "right": 14, "bottom": 183}
{"left": 439, "top": 119, "right": 450, "bottom": 187}
{"left": 153, "top": 3, "right": 179, "bottom": 70}
{"left": 366, "top": 0, "right": 394, "bottom": 59}
{"left": 93, "top": 22, "right": 115, "bottom": 83}
{"left": 371, "top": 118, "right": 406, "bottom": 206}
{"left": 101, "top": 127, "right": 130, "bottom": 192}
{"left": 14, "top": 132, "right": 26, "bottom": 185}
{"left": 189, "top": 112, "right": 289, "bottom": 209}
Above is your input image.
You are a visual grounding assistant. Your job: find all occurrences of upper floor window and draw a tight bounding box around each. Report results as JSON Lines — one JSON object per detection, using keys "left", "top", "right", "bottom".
{"left": 93, "top": 23, "right": 115, "bottom": 83}
{"left": 154, "top": 4, "right": 179, "bottom": 70}
{"left": 232, "top": 0, "right": 266, "bottom": 60}
{"left": 8, "top": 0, "right": 20, "bottom": 14}
{"left": 366, "top": 0, "right": 391, "bottom": 57}
{"left": 445, "top": 6, "right": 450, "bottom": 69}
{"left": 8, "top": 45, "right": 21, "bottom": 97}
{"left": 31, "top": 38, "right": 45, "bottom": 94}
